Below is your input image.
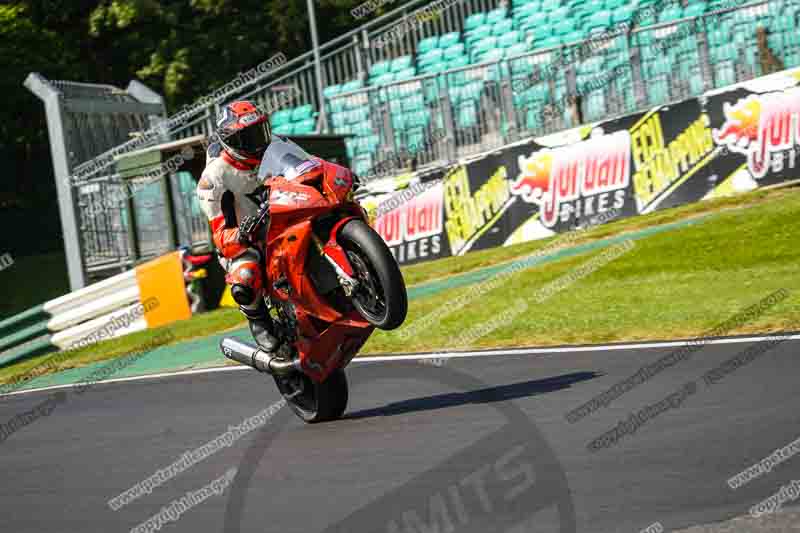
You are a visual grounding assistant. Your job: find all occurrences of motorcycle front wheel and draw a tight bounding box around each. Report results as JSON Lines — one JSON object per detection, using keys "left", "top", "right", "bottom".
{"left": 338, "top": 219, "right": 408, "bottom": 330}
{"left": 274, "top": 368, "right": 349, "bottom": 423}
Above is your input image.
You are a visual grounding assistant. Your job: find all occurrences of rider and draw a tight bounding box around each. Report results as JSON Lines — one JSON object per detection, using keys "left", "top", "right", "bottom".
{"left": 196, "top": 100, "right": 279, "bottom": 351}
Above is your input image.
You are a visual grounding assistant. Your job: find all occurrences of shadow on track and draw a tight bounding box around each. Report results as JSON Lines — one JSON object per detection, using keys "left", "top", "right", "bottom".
{"left": 344, "top": 370, "right": 600, "bottom": 420}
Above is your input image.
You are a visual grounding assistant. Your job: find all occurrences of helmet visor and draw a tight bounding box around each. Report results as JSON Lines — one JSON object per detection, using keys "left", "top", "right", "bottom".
{"left": 229, "top": 121, "right": 271, "bottom": 156}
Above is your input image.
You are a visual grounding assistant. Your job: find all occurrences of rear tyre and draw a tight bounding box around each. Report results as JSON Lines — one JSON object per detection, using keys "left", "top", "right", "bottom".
{"left": 338, "top": 219, "right": 408, "bottom": 330}
{"left": 274, "top": 368, "right": 348, "bottom": 423}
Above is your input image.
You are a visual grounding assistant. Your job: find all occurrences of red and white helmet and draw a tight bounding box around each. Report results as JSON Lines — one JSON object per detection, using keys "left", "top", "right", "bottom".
{"left": 215, "top": 100, "right": 271, "bottom": 167}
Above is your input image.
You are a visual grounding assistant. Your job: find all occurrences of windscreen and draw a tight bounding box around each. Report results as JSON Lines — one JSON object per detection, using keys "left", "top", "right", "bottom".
{"left": 258, "top": 136, "right": 314, "bottom": 180}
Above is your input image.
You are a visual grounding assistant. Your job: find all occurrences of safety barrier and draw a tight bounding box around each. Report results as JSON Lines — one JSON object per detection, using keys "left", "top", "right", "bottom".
{"left": 0, "top": 252, "right": 192, "bottom": 367}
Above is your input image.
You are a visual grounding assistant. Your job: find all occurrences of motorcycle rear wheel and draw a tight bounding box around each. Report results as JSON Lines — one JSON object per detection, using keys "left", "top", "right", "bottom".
{"left": 274, "top": 368, "right": 348, "bottom": 423}
{"left": 338, "top": 219, "right": 408, "bottom": 330}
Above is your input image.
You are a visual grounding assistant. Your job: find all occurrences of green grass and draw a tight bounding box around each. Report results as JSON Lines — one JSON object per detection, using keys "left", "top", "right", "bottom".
{"left": 398, "top": 187, "right": 780, "bottom": 287}
{"left": 1, "top": 186, "right": 798, "bottom": 385}
{"left": 364, "top": 187, "right": 800, "bottom": 352}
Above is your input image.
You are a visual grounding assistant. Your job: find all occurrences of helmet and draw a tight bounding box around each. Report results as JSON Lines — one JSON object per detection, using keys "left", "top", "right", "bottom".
{"left": 215, "top": 100, "right": 271, "bottom": 166}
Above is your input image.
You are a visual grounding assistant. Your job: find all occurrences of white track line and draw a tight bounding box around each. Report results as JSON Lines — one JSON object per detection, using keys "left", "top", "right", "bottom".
{"left": 1, "top": 333, "right": 797, "bottom": 398}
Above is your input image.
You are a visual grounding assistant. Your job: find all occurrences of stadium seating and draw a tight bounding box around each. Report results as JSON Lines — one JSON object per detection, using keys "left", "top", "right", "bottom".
{"left": 269, "top": 104, "right": 319, "bottom": 135}
{"left": 320, "top": 0, "right": 795, "bottom": 176}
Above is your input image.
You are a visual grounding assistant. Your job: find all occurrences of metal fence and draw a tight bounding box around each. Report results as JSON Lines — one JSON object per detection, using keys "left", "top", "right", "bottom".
{"left": 31, "top": 0, "right": 794, "bottom": 287}
{"left": 165, "top": 0, "right": 503, "bottom": 141}
{"left": 25, "top": 74, "right": 166, "bottom": 289}
{"left": 329, "top": 0, "right": 788, "bottom": 180}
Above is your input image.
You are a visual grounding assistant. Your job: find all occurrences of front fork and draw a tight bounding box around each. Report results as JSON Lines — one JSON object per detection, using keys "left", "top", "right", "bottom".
{"left": 310, "top": 234, "right": 359, "bottom": 296}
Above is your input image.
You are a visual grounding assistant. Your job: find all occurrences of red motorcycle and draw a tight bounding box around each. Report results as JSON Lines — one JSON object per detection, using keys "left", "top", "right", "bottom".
{"left": 220, "top": 137, "right": 407, "bottom": 423}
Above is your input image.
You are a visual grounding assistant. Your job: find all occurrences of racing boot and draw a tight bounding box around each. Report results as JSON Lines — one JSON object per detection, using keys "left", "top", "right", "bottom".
{"left": 239, "top": 303, "right": 279, "bottom": 353}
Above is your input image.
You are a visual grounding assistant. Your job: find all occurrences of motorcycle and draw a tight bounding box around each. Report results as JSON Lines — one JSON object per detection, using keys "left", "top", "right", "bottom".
{"left": 220, "top": 137, "right": 408, "bottom": 423}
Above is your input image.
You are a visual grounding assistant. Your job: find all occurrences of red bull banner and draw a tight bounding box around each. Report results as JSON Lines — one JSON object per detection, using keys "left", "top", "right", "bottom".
{"left": 367, "top": 67, "right": 800, "bottom": 265}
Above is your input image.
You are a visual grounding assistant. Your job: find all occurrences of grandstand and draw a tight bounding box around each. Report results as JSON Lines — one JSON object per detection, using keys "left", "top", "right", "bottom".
{"left": 59, "top": 0, "right": 796, "bottom": 282}
{"left": 67, "top": 0, "right": 792, "bottom": 183}
{"left": 67, "top": 0, "right": 794, "bottom": 185}
{"left": 323, "top": 0, "right": 794, "bottom": 178}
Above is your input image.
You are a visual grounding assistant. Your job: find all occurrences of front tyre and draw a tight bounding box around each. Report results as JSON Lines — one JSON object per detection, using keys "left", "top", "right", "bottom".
{"left": 339, "top": 219, "right": 408, "bottom": 330}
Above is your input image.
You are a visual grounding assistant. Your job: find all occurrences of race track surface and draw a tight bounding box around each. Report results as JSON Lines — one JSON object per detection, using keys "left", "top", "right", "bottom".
{"left": 1, "top": 336, "right": 798, "bottom": 533}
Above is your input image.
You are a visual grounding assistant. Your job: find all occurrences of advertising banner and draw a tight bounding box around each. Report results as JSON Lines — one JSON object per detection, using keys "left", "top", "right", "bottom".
{"left": 368, "top": 67, "right": 800, "bottom": 265}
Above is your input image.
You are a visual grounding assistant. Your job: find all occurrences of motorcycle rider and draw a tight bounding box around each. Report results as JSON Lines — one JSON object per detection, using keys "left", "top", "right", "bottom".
{"left": 196, "top": 100, "right": 279, "bottom": 351}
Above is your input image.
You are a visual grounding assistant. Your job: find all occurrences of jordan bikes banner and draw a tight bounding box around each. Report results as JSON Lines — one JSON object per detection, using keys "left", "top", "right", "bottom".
{"left": 371, "top": 67, "right": 800, "bottom": 265}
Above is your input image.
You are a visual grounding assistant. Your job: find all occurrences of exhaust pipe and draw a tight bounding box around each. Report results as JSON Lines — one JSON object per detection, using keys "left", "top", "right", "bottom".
{"left": 220, "top": 337, "right": 300, "bottom": 376}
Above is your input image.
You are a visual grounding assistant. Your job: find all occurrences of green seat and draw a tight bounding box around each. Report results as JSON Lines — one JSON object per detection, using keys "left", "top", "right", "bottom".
{"left": 658, "top": 6, "right": 683, "bottom": 23}
{"left": 293, "top": 118, "right": 316, "bottom": 134}
{"left": 456, "top": 101, "right": 479, "bottom": 128}
{"left": 471, "top": 36, "right": 498, "bottom": 60}
{"left": 418, "top": 48, "right": 445, "bottom": 67}
{"left": 493, "top": 19, "right": 514, "bottom": 35}
{"left": 327, "top": 97, "right": 346, "bottom": 114}
{"left": 402, "top": 93, "right": 425, "bottom": 112}
{"left": 271, "top": 109, "right": 293, "bottom": 126}
{"left": 391, "top": 56, "right": 414, "bottom": 72}
{"left": 605, "top": 0, "right": 626, "bottom": 9}
{"left": 513, "top": 3, "right": 540, "bottom": 20}
{"left": 369, "top": 60, "right": 391, "bottom": 78}
{"left": 612, "top": 5, "right": 634, "bottom": 24}
{"left": 447, "top": 55, "right": 471, "bottom": 69}
{"left": 390, "top": 112, "right": 406, "bottom": 130}
{"left": 646, "top": 78, "right": 670, "bottom": 105}
{"left": 290, "top": 104, "right": 313, "bottom": 121}
{"left": 525, "top": 107, "right": 542, "bottom": 130}
{"left": 448, "top": 86, "right": 465, "bottom": 104}
{"left": 323, "top": 84, "right": 342, "bottom": 100}
{"left": 535, "top": 35, "right": 562, "bottom": 49}
{"left": 341, "top": 79, "right": 364, "bottom": 92}
{"left": 345, "top": 107, "right": 369, "bottom": 123}
{"left": 370, "top": 72, "right": 395, "bottom": 86}
{"left": 466, "top": 23, "right": 493, "bottom": 47}
{"left": 351, "top": 121, "right": 373, "bottom": 136}
{"left": 420, "top": 60, "right": 448, "bottom": 74}
{"left": 561, "top": 30, "right": 584, "bottom": 43}
{"left": 506, "top": 42, "right": 529, "bottom": 58}
{"left": 330, "top": 111, "right": 348, "bottom": 128}
{"left": 531, "top": 25, "right": 553, "bottom": 40}
{"left": 483, "top": 48, "right": 506, "bottom": 62}
{"left": 485, "top": 7, "right": 508, "bottom": 24}
{"left": 553, "top": 19, "right": 577, "bottom": 35}
{"left": 540, "top": 0, "right": 562, "bottom": 11}
{"left": 462, "top": 80, "right": 484, "bottom": 100}
{"left": 584, "top": 10, "right": 612, "bottom": 32}
{"left": 273, "top": 123, "right": 293, "bottom": 135}
{"left": 683, "top": 2, "right": 705, "bottom": 18}
{"left": 585, "top": 90, "right": 607, "bottom": 121}
{"left": 404, "top": 110, "right": 431, "bottom": 128}
{"left": 584, "top": 0, "right": 605, "bottom": 13}
{"left": 547, "top": 6, "right": 570, "bottom": 21}
{"left": 464, "top": 12, "right": 487, "bottom": 31}
{"left": 443, "top": 42, "right": 466, "bottom": 60}
{"left": 439, "top": 32, "right": 461, "bottom": 49}
{"left": 499, "top": 30, "right": 521, "bottom": 48}
{"left": 417, "top": 36, "right": 439, "bottom": 54}
{"left": 578, "top": 56, "right": 604, "bottom": 74}
{"left": 394, "top": 67, "right": 417, "bottom": 80}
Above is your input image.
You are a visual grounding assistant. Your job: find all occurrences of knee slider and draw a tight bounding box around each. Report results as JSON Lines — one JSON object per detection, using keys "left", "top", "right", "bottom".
{"left": 231, "top": 284, "right": 256, "bottom": 306}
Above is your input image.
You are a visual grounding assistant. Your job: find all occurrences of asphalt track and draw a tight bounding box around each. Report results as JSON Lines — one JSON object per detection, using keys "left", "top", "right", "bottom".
{"left": 1, "top": 336, "right": 799, "bottom": 533}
